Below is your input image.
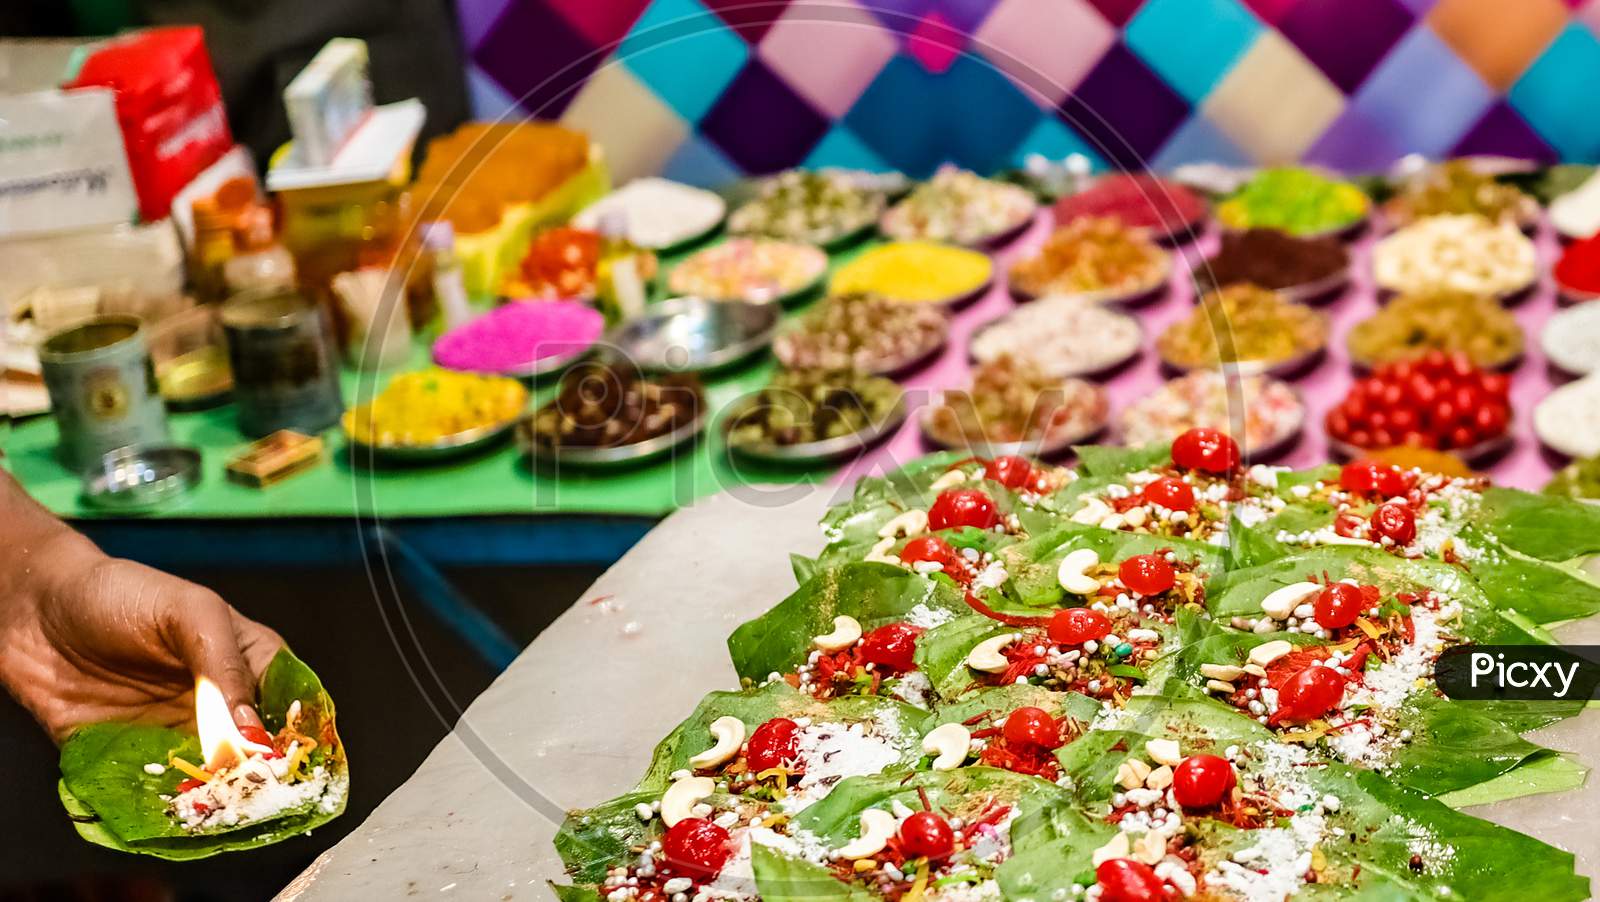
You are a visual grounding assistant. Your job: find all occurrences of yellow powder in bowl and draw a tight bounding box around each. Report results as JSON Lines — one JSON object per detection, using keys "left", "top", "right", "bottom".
{"left": 830, "top": 241, "right": 993, "bottom": 303}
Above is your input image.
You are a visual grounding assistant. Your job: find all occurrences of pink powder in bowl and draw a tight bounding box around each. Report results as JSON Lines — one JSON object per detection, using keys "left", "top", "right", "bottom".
{"left": 433, "top": 300, "right": 604, "bottom": 374}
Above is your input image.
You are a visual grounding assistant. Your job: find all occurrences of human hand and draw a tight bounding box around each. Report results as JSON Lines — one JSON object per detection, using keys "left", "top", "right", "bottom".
{"left": 0, "top": 529, "right": 284, "bottom": 744}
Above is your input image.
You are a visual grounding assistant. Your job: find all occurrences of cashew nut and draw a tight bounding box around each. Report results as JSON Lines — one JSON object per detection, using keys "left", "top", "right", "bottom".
{"left": 661, "top": 776, "right": 715, "bottom": 827}
{"left": 1144, "top": 765, "right": 1174, "bottom": 791}
{"left": 1247, "top": 639, "right": 1294, "bottom": 668}
{"left": 921, "top": 723, "right": 972, "bottom": 771}
{"left": 813, "top": 615, "right": 864, "bottom": 653}
{"left": 687, "top": 716, "right": 746, "bottom": 770}
{"left": 1056, "top": 548, "right": 1102, "bottom": 596}
{"left": 965, "top": 633, "right": 1019, "bottom": 673}
{"left": 1145, "top": 739, "right": 1182, "bottom": 767}
{"left": 1134, "top": 829, "right": 1168, "bottom": 865}
{"left": 878, "top": 510, "right": 929, "bottom": 540}
{"left": 1123, "top": 507, "right": 1149, "bottom": 528}
{"left": 930, "top": 469, "right": 968, "bottom": 491}
{"left": 1071, "top": 498, "right": 1112, "bottom": 525}
{"left": 1199, "top": 663, "right": 1245, "bottom": 682}
{"left": 1092, "top": 831, "right": 1130, "bottom": 867}
{"left": 1205, "top": 679, "right": 1237, "bottom": 694}
{"left": 1116, "top": 758, "right": 1152, "bottom": 790}
{"left": 1260, "top": 582, "right": 1323, "bottom": 619}
{"left": 834, "top": 808, "right": 897, "bottom": 860}
{"left": 864, "top": 536, "right": 899, "bottom": 565}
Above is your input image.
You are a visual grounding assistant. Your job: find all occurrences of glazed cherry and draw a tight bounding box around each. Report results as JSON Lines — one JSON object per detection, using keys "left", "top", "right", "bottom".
{"left": 1095, "top": 858, "right": 1166, "bottom": 902}
{"left": 1369, "top": 502, "right": 1417, "bottom": 545}
{"left": 1002, "top": 706, "right": 1063, "bottom": 750}
{"left": 1141, "top": 476, "right": 1195, "bottom": 512}
{"left": 176, "top": 777, "right": 206, "bottom": 794}
{"left": 899, "top": 811, "right": 955, "bottom": 860}
{"left": 1171, "top": 427, "right": 1240, "bottom": 474}
{"left": 662, "top": 817, "right": 733, "bottom": 879}
{"left": 984, "top": 456, "right": 1034, "bottom": 490}
{"left": 1275, "top": 665, "right": 1347, "bottom": 724}
{"left": 859, "top": 622, "right": 924, "bottom": 672}
{"left": 900, "top": 535, "right": 961, "bottom": 569}
{"left": 745, "top": 718, "right": 801, "bottom": 772}
{"left": 1119, "top": 554, "right": 1176, "bottom": 596}
{"left": 1339, "top": 459, "right": 1406, "bottom": 498}
{"left": 1047, "top": 607, "right": 1112, "bottom": 645}
{"left": 1314, "top": 583, "right": 1365, "bottom": 630}
{"left": 1172, "top": 754, "right": 1236, "bottom": 809}
{"left": 238, "top": 723, "right": 284, "bottom": 759}
{"left": 927, "top": 489, "right": 1000, "bottom": 531}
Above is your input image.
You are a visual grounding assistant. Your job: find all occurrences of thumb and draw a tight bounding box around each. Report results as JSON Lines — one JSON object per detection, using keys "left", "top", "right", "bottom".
{"left": 165, "top": 587, "right": 265, "bottom": 730}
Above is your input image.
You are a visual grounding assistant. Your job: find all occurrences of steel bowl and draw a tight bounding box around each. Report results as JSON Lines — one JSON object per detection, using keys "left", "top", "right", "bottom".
{"left": 723, "top": 393, "right": 908, "bottom": 466}
{"left": 605, "top": 297, "right": 781, "bottom": 374}
{"left": 1157, "top": 341, "right": 1327, "bottom": 381}
{"left": 81, "top": 445, "right": 201, "bottom": 511}
{"left": 772, "top": 313, "right": 950, "bottom": 379}
{"left": 1011, "top": 254, "right": 1172, "bottom": 308}
{"left": 519, "top": 403, "right": 709, "bottom": 469}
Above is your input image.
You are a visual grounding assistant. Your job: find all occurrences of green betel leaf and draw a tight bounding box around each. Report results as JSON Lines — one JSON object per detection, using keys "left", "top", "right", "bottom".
{"left": 554, "top": 790, "right": 662, "bottom": 883}
{"left": 1071, "top": 442, "right": 1170, "bottom": 478}
{"left": 634, "top": 683, "right": 930, "bottom": 793}
{"left": 753, "top": 843, "right": 880, "bottom": 902}
{"left": 1475, "top": 486, "right": 1600, "bottom": 561}
{"left": 57, "top": 648, "right": 347, "bottom": 859}
{"left": 1001, "top": 523, "right": 1224, "bottom": 608}
{"left": 726, "top": 564, "right": 966, "bottom": 684}
{"left": 1435, "top": 753, "right": 1589, "bottom": 808}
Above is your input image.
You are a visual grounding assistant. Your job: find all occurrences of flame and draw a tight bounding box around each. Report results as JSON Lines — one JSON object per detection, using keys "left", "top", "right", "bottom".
{"left": 195, "top": 677, "right": 271, "bottom": 772}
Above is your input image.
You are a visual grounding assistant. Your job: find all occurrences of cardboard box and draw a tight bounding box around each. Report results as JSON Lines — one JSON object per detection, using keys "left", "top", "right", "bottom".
{"left": 0, "top": 88, "right": 138, "bottom": 238}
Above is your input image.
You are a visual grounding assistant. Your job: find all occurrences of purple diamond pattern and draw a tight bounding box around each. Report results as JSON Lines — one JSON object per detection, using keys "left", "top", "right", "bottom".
{"left": 461, "top": 0, "right": 1600, "bottom": 178}
{"left": 1059, "top": 42, "right": 1189, "bottom": 168}
{"left": 1278, "top": 0, "right": 1415, "bottom": 93}
{"left": 700, "top": 58, "right": 831, "bottom": 172}
{"left": 471, "top": 0, "right": 601, "bottom": 116}
{"left": 1451, "top": 100, "right": 1559, "bottom": 162}
{"left": 701, "top": 0, "right": 792, "bottom": 42}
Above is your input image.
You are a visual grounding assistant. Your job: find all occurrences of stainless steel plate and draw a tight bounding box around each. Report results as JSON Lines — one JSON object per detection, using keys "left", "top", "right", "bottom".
{"left": 918, "top": 391, "right": 1110, "bottom": 460}
{"left": 1011, "top": 255, "right": 1172, "bottom": 308}
{"left": 1327, "top": 433, "right": 1512, "bottom": 467}
{"left": 520, "top": 404, "right": 708, "bottom": 469}
{"left": 723, "top": 393, "right": 908, "bottom": 466}
{"left": 346, "top": 417, "right": 519, "bottom": 464}
{"left": 605, "top": 297, "right": 781, "bottom": 374}
{"left": 81, "top": 445, "right": 201, "bottom": 511}
{"left": 968, "top": 306, "right": 1145, "bottom": 380}
{"left": 1158, "top": 342, "right": 1327, "bottom": 381}
{"left": 772, "top": 313, "right": 950, "bottom": 379}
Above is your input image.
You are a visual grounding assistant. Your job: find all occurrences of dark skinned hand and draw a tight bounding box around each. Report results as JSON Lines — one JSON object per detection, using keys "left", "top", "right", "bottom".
{"left": 0, "top": 523, "right": 283, "bottom": 744}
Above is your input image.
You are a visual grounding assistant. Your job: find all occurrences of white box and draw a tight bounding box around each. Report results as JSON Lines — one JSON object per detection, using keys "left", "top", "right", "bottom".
{"left": 0, "top": 88, "right": 138, "bottom": 238}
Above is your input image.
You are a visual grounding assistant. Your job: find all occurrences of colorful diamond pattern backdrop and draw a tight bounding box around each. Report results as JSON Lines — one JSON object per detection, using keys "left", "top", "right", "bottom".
{"left": 459, "top": 0, "right": 1600, "bottom": 183}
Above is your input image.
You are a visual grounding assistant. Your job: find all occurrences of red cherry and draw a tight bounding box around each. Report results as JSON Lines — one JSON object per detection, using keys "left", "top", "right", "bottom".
{"left": 745, "top": 718, "right": 801, "bottom": 772}
{"left": 663, "top": 818, "right": 733, "bottom": 879}
{"left": 1142, "top": 476, "right": 1195, "bottom": 512}
{"left": 1171, "top": 427, "right": 1240, "bottom": 474}
{"left": 984, "top": 456, "right": 1034, "bottom": 490}
{"left": 1275, "top": 665, "right": 1347, "bottom": 723}
{"left": 1370, "top": 502, "right": 1416, "bottom": 545}
{"left": 1480, "top": 372, "right": 1510, "bottom": 398}
{"left": 1047, "top": 607, "right": 1113, "bottom": 645}
{"left": 1002, "top": 706, "right": 1064, "bottom": 750}
{"left": 900, "top": 535, "right": 960, "bottom": 568}
{"left": 1119, "top": 554, "right": 1176, "bottom": 596}
{"left": 898, "top": 811, "right": 955, "bottom": 860}
{"left": 860, "top": 622, "right": 924, "bottom": 672}
{"left": 1172, "top": 754, "right": 1236, "bottom": 809}
{"left": 928, "top": 489, "right": 1000, "bottom": 531}
{"left": 1095, "top": 858, "right": 1166, "bottom": 902}
{"left": 1447, "top": 425, "right": 1475, "bottom": 449}
{"left": 1339, "top": 459, "right": 1405, "bottom": 498}
{"left": 176, "top": 778, "right": 206, "bottom": 794}
{"left": 1314, "top": 583, "right": 1364, "bottom": 630}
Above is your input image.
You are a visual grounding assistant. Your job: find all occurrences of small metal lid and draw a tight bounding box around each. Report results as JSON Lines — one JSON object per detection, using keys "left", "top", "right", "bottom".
{"left": 81, "top": 445, "right": 202, "bottom": 511}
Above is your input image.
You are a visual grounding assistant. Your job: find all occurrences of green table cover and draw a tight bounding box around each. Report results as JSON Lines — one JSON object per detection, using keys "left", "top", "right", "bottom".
{"left": 4, "top": 237, "right": 877, "bottom": 520}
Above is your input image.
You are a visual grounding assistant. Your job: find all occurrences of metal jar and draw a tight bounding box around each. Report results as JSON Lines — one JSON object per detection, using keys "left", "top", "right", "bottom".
{"left": 39, "top": 315, "right": 171, "bottom": 473}
{"left": 220, "top": 289, "right": 345, "bottom": 437}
